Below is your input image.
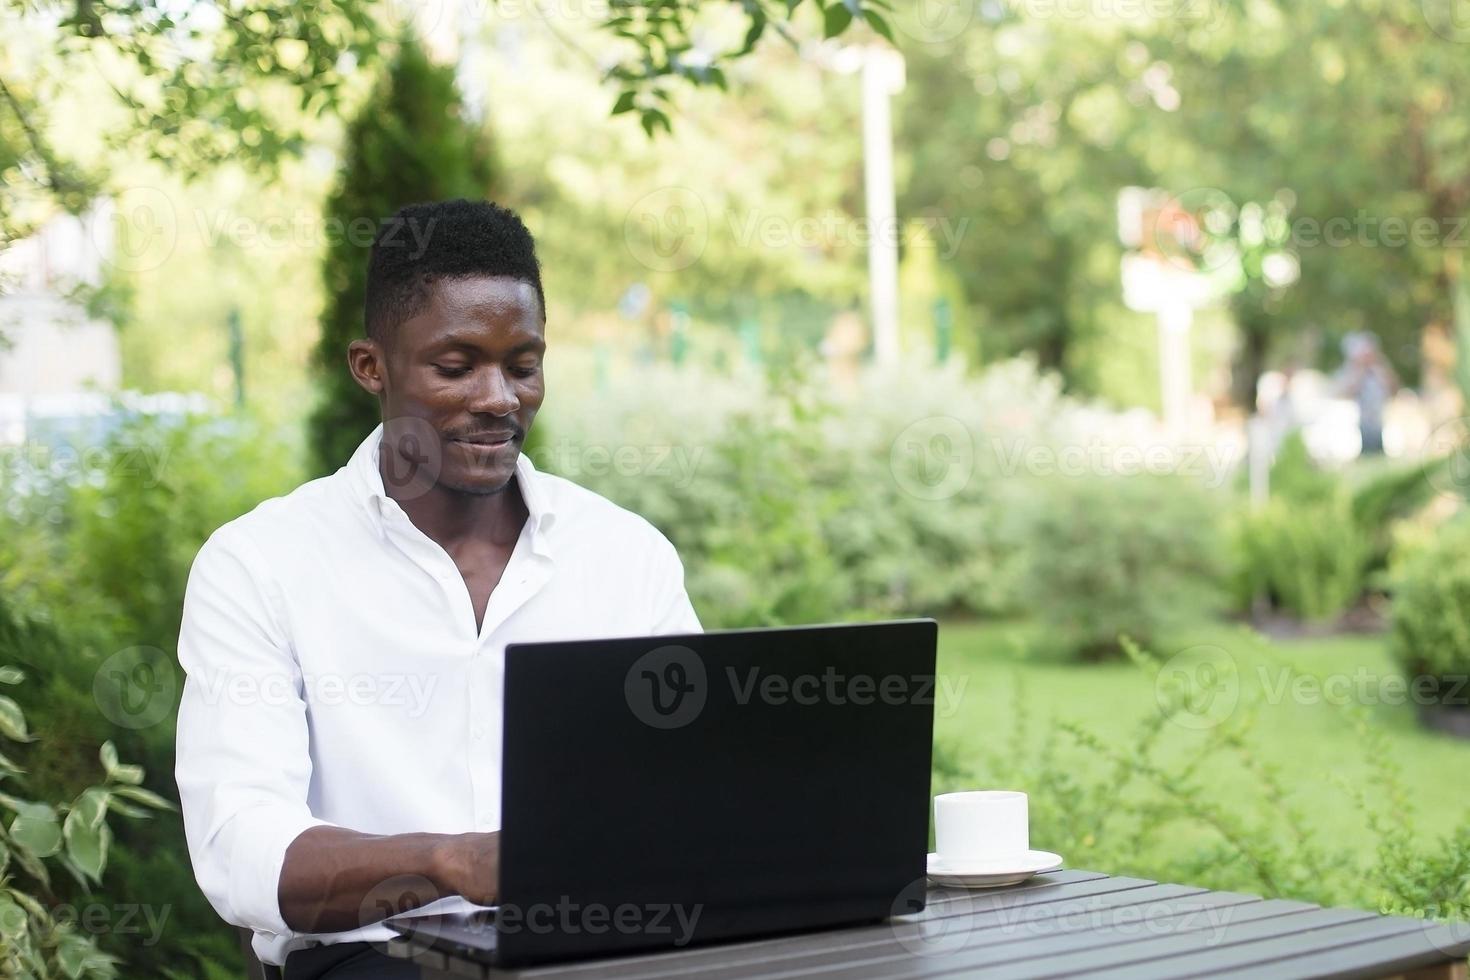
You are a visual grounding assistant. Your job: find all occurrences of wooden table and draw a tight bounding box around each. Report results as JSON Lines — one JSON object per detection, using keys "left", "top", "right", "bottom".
{"left": 378, "top": 869, "right": 1470, "bottom": 979}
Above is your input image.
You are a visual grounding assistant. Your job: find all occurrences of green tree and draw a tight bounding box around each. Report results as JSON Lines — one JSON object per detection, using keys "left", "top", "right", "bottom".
{"left": 1, "top": 0, "right": 889, "bottom": 259}
{"left": 306, "top": 34, "right": 499, "bottom": 474}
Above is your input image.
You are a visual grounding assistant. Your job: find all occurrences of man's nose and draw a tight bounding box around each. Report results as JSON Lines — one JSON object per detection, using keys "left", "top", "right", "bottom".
{"left": 467, "top": 366, "right": 521, "bottom": 416}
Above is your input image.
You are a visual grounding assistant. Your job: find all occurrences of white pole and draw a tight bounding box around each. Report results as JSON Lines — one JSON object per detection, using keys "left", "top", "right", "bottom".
{"left": 1158, "top": 299, "right": 1193, "bottom": 431}
{"left": 861, "top": 48, "right": 903, "bottom": 366}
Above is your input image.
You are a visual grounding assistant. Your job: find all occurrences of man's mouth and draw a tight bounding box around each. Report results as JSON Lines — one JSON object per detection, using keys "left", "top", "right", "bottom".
{"left": 449, "top": 431, "right": 518, "bottom": 449}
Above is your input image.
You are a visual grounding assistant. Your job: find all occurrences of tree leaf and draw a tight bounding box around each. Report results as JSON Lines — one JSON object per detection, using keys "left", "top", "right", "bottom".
{"left": 611, "top": 90, "right": 637, "bottom": 115}
{"left": 10, "top": 805, "right": 61, "bottom": 859}
{"left": 823, "top": 2, "right": 854, "bottom": 38}
{"left": 111, "top": 785, "right": 175, "bottom": 811}
{"left": 99, "top": 741, "right": 119, "bottom": 776}
{"left": 0, "top": 697, "right": 30, "bottom": 742}
{"left": 108, "top": 764, "right": 144, "bottom": 786}
{"left": 55, "top": 931, "right": 95, "bottom": 979}
{"left": 103, "top": 798, "right": 153, "bottom": 820}
{"left": 740, "top": 11, "right": 767, "bottom": 55}
{"left": 63, "top": 810, "right": 111, "bottom": 882}
{"left": 0, "top": 892, "right": 25, "bottom": 942}
{"left": 862, "top": 9, "right": 894, "bottom": 42}
{"left": 0, "top": 668, "right": 24, "bottom": 686}
{"left": 71, "top": 788, "right": 110, "bottom": 830}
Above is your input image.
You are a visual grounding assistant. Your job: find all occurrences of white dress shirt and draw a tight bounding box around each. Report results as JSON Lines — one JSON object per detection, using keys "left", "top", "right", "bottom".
{"left": 175, "top": 424, "right": 702, "bottom": 966}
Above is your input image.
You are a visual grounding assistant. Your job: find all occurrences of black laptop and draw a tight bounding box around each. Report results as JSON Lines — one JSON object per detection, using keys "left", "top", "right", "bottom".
{"left": 388, "top": 618, "right": 938, "bottom": 968}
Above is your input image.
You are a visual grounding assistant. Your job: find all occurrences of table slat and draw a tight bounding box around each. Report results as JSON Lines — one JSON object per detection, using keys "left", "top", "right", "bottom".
{"left": 1199, "top": 921, "right": 1470, "bottom": 980}
{"left": 1058, "top": 911, "right": 1422, "bottom": 980}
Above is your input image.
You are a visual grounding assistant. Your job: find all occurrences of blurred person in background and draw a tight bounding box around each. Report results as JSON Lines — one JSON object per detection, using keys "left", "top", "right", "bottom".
{"left": 1334, "top": 331, "right": 1398, "bottom": 456}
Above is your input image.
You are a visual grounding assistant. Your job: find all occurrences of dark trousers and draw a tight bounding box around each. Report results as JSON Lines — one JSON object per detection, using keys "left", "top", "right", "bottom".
{"left": 282, "top": 941, "right": 422, "bottom": 980}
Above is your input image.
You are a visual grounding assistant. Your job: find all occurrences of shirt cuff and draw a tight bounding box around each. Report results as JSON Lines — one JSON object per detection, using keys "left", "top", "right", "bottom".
{"left": 227, "top": 807, "right": 334, "bottom": 937}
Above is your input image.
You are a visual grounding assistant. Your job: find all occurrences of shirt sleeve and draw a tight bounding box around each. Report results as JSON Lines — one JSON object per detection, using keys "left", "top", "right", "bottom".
{"left": 648, "top": 534, "right": 703, "bottom": 635}
{"left": 175, "top": 526, "right": 333, "bottom": 937}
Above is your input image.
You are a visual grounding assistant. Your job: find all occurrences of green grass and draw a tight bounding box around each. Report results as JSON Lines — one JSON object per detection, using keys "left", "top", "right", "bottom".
{"left": 935, "top": 619, "right": 1470, "bottom": 855}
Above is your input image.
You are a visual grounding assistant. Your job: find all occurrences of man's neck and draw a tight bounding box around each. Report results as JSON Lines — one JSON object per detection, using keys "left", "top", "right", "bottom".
{"left": 379, "top": 455, "right": 529, "bottom": 551}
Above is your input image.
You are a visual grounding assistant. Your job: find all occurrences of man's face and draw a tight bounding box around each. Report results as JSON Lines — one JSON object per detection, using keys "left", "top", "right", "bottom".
{"left": 377, "top": 275, "right": 546, "bottom": 495}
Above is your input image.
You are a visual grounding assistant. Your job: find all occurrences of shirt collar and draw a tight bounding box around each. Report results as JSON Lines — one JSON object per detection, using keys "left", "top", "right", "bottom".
{"left": 346, "top": 423, "right": 557, "bottom": 553}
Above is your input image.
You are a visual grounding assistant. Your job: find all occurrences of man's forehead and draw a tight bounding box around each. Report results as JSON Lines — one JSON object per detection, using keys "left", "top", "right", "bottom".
{"left": 427, "top": 275, "right": 542, "bottom": 318}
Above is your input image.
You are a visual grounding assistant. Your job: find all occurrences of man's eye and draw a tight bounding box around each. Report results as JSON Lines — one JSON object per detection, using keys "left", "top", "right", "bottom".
{"left": 511, "top": 364, "right": 540, "bottom": 378}
{"left": 434, "top": 364, "right": 471, "bottom": 377}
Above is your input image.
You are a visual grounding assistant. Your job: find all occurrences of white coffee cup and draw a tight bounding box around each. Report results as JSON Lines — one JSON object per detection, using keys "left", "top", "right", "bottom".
{"left": 934, "top": 790, "right": 1029, "bottom": 864}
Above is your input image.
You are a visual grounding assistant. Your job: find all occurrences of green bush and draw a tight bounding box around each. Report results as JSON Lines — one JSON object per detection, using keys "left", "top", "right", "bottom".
{"left": 1232, "top": 491, "right": 1371, "bottom": 623}
{"left": 1229, "top": 432, "right": 1442, "bottom": 623}
{"left": 1012, "top": 474, "right": 1227, "bottom": 659}
{"left": 1389, "top": 518, "right": 1470, "bottom": 703}
{"left": 937, "top": 636, "right": 1470, "bottom": 921}
{"left": 0, "top": 413, "right": 302, "bottom": 977}
{"left": 536, "top": 354, "right": 1192, "bottom": 628}
{"left": 0, "top": 609, "right": 172, "bottom": 978}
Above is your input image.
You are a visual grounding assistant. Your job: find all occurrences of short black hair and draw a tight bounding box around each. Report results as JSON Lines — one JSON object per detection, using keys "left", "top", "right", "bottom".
{"left": 364, "top": 199, "right": 545, "bottom": 344}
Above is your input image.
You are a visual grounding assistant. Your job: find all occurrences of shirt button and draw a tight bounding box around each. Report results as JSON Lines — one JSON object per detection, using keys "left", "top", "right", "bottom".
{"left": 472, "top": 725, "right": 486, "bottom": 740}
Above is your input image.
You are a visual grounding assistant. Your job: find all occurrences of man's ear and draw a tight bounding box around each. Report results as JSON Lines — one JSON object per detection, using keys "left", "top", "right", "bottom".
{"left": 347, "top": 338, "right": 387, "bottom": 396}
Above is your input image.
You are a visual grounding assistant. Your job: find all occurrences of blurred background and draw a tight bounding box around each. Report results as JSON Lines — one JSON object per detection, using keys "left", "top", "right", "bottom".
{"left": 3, "top": 0, "right": 1470, "bottom": 975}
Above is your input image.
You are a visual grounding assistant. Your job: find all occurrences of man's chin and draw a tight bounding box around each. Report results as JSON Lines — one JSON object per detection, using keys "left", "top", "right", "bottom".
{"left": 436, "top": 465, "right": 516, "bottom": 496}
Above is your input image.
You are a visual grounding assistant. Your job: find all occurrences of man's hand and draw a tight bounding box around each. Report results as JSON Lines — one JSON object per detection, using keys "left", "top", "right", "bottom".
{"left": 432, "top": 831, "right": 500, "bottom": 907}
{"left": 279, "top": 827, "right": 500, "bottom": 934}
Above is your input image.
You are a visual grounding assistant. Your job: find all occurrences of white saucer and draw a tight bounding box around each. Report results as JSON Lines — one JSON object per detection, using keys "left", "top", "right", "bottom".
{"left": 927, "top": 850, "right": 1064, "bottom": 889}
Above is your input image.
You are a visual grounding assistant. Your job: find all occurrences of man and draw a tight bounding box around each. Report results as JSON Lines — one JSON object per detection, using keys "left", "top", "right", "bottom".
{"left": 1333, "top": 331, "right": 1398, "bottom": 456}
{"left": 175, "top": 199, "right": 702, "bottom": 977}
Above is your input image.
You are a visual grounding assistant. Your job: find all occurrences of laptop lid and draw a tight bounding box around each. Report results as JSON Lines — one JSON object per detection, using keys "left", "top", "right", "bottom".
{"left": 496, "top": 618, "right": 938, "bottom": 967}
